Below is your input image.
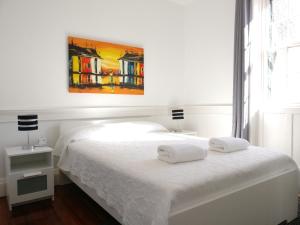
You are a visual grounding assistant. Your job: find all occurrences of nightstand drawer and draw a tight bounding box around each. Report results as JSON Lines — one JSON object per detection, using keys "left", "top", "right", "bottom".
{"left": 7, "top": 168, "right": 54, "bottom": 205}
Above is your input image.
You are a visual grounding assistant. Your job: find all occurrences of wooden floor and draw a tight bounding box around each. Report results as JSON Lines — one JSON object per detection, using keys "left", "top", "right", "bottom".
{"left": 0, "top": 184, "right": 120, "bottom": 225}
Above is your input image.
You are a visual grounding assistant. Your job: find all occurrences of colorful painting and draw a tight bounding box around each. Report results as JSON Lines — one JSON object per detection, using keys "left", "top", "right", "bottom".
{"left": 68, "top": 36, "right": 144, "bottom": 95}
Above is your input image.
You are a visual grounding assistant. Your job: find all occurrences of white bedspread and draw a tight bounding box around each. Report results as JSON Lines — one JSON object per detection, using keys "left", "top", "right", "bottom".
{"left": 57, "top": 132, "right": 298, "bottom": 225}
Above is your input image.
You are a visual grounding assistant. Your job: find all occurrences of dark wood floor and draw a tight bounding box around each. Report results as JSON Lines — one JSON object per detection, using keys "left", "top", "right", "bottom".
{"left": 0, "top": 184, "right": 299, "bottom": 225}
{"left": 0, "top": 184, "right": 120, "bottom": 225}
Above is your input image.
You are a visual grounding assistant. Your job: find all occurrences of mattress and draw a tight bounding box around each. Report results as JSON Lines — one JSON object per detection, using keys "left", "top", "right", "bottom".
{"left": 57, "top": 132, "right": 298, "bottom": 225}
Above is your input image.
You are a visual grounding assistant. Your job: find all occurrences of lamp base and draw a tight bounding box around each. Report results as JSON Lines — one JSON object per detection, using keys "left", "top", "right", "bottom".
{"left": 22, "top": 145, "right": 35, "bottom": 150}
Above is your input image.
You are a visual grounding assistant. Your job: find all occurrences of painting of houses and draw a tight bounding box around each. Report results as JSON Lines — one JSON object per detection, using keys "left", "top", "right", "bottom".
{"left": 68, "top": 36, "right": 144, "bottom": 95}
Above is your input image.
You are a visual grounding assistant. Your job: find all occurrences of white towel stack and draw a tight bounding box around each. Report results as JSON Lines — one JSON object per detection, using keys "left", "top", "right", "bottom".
{"left": 157, "top": 144, "right": 207, "bottom": 164}
{"left": 209, "top": 137, "right": 249, "bottom": 153}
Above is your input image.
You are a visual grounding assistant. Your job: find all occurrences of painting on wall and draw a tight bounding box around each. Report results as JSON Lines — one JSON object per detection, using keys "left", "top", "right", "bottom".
{"left": 68, "top": 36, "right": 144, "bottom": 95}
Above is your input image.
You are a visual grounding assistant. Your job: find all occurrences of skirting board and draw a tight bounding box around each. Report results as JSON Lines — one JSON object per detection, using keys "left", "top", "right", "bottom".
{"left": 0, "top": 178, "right": 5, "bottom": 197}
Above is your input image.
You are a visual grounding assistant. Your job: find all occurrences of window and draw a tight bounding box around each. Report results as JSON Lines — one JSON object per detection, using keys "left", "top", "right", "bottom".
{"left": 264, "top": 0, "right": 300, "bottom": 105}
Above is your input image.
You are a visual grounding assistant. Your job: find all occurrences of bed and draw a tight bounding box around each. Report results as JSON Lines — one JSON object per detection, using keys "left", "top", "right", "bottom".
{"left": 55, "top": 121, "right": 299, "bottom": 225}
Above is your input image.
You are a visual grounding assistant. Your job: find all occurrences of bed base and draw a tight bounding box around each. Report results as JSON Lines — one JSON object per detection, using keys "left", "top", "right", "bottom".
{"left": 62, "top": 170, "right": 298, "bottom": 225}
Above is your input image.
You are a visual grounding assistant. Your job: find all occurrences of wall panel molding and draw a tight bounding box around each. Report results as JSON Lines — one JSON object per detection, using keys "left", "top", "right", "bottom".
{"left": 0, "top": 106, "right": 168, "bottom": 123}
{"left": 0, "top": 105, "right": 232, "bottom": 123}
{"left": 261, "top": 107, "right": 300, "bottom": 167}
{"left": 184, "top": 104, "right": 232, "bottom": 115}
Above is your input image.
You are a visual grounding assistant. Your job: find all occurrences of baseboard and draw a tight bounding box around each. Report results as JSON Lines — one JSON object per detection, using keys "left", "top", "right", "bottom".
{"left": 0, "top": 178, "right": 6, "bottom": 197}
{"left": 54, "top": 168, "right": 71, "bottom": 186}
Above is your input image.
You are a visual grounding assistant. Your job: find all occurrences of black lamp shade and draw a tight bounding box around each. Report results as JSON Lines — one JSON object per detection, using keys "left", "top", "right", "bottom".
{"left": 18, "top": 114, "right": 38, "bottom": 131}
{"left": 172, "top": 109, "right": 184, "bottom": 120}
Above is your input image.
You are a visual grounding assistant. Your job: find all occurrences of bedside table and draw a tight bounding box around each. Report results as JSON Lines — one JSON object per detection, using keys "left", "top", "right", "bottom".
{"left": 5, "top": 146, "right": 54, "bottom": 210}
{"left": 171, "top": 130, "right": 198, "bottom": 136}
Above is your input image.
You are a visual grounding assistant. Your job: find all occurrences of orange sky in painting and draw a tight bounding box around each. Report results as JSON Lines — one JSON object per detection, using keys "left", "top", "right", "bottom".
{"left": 68, "top": 36, "right": 144, "bottom": 73}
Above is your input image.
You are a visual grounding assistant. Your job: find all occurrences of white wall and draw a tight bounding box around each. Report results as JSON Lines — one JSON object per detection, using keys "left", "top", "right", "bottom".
{"left": 183, "top": 0, "right": 235, "bottom": 105}
{"left": 0, "top": 0, "right": 236, "bottom": 196}
{"left": 0, "top": 0, "right": 184, "bottom": 109}
{"left": 0, "top": 0, "right": 236, "bottom": 111}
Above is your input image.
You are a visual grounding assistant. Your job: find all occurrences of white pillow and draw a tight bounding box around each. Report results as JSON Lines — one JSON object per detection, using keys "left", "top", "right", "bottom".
{"left": 59, "top": 120, "right": 106, "bottom": 137}
{"left": 55, "top": 121, "right": 168, "bottom": 156}
{"left": 54, "top": 124, "right": 104, "bottom": 156}
{"left": 100, "top": 121, "right": 168, "bottom": 134}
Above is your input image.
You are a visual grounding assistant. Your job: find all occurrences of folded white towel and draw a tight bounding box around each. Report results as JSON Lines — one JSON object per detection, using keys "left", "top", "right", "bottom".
{"left": 157, "top": 144, "right": 207, "bottom": 163}
{"left": 209, "top": 137, "right": 249, "bottom": 153}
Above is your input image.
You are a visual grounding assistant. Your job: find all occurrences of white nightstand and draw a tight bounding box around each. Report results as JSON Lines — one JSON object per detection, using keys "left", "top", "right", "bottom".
{"left": 5, "top": 146, "right": 54, "bottom": 210}
{"left": 171, "top": 130, "right": 198, "bottom": 136}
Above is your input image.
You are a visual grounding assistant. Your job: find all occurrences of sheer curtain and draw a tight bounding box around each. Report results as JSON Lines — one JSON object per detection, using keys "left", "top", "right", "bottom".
{"left": 263, "top": 0, "right": 300, "bottom": 106}
{"left": 232, "top": 0, "right": 300, "bottom": 143}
